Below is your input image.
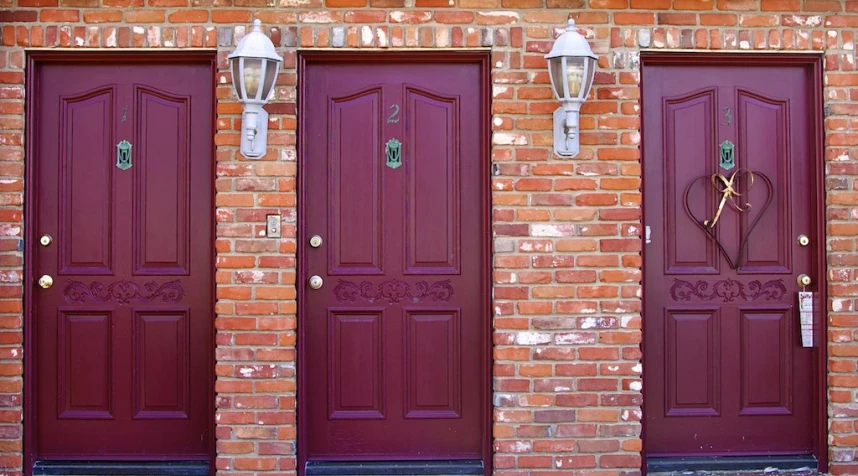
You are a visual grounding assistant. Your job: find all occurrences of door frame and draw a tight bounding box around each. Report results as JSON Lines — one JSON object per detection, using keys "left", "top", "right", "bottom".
{"left": 639, "top": 52, "right": 827, "bottom": 472}
{"left": 296, "top": 51, "right": 493, "bottom": 476}
{"left": 23, "top": 51, "right": 218, "bottom": 475}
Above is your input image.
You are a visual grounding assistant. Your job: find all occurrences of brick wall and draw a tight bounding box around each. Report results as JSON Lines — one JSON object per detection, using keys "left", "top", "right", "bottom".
{"left": 1, "top": 0, "right": 857, "bottom": 475}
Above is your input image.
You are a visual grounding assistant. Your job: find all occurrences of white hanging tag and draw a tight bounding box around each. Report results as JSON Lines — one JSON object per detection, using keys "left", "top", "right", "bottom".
{"left": 798, "top": 291, "right": 815, "bottom": 348}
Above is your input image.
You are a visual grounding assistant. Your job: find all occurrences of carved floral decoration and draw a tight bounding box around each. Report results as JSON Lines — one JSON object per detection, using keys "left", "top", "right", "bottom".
{"left": 334, "top": 279, "right": 454, "bottom": 304}
{"left": 669, "top": 278, "right": 786, "bottom": 303}
{"left": 64, "top": 280, "right": 184, "bottom": 305}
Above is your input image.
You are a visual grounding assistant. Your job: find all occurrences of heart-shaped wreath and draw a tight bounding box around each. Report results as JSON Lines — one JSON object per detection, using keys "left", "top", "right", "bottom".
{"left": 682, "top": 168, "right": 773, "bottom": 270}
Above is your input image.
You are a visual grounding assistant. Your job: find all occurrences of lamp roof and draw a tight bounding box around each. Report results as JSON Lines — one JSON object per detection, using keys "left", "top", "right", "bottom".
{"left": 545, "top": 19, "right": 598, "bottom": 60}
{"left": 227, "top": 20, "right": 283, "bottom": 63}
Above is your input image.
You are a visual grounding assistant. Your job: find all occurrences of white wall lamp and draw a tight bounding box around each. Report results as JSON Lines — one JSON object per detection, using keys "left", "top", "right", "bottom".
{"left": 228, "top": 19, "right": 283, "bottom": 159}
{"left": 545, "top": 19, "right": 598, "bottom": 158}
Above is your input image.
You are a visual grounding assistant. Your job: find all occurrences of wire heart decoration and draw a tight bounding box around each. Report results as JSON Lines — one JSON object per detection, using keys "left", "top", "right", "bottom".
{"left": 682, "top": 168, "right": 773, "bottom": 270}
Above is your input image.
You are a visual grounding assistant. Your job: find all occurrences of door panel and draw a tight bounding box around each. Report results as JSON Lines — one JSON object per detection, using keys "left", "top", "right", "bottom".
{"left": 329, "top": 89, "right": 383, "bottom": 276}
{"left": 133, "top": 309, "right": 190, "bottom": 418}
{"left": 664, "top": 308, "right": 720, "bottom": 417}
{"left": 405, "top": 88, "right": 460, "bottom": 275}
{"left": 644, "top": 63, "right": 817, "bottom": 455}
{"left": 34, "top": 62, "right": 213, "bottom": 460}
{"left": 303, "top": 59, "right": 486, "bottom": 461}
{"left": 404, "top": 310, "right": 461, "bottom": 418}
{"left": 134, "top": 87, "right": 191, "bottom": 275}
{"left": 59, "top": 87, "right": 116, "bottom": 275}
{"left": 328, "top": 310, "right": 385, "bottom": 419}
{"left": 737, "top": 91, "right": 792, "bottom": 273}
{"left": 59, "top": 310, "right": 113, "bottom": 418}
{"left": 663, "top": 90, "right": 718, "bottom": 274}
{"left": 739, "top": 308, "right": 792, "bottom": 415}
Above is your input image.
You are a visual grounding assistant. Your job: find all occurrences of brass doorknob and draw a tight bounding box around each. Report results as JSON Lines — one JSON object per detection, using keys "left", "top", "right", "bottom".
{"left": 797, "top": 274, "right": 812, "bottom": 287}
{"left": 309, "top": 275, "right": 323, "bottom": 290}
{"left": 38, "top": 275, "right": 53, "bottom": 289}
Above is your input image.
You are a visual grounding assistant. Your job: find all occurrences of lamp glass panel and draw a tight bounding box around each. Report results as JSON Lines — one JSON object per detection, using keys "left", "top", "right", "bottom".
{"left": 230, "top": 59, "right": 242, "bottom": 100}
{"left": 564, "top": 56, "right": 586, "bottom": 99}
{"left": 579, "top": 57, "right": 597, "bottom": 101}
{"left": 242, "top": 57, "right": 263, "bottom": 100}
{"left": 548, "top": 57, "right": 566, "bottom": 100}
{"left": 260, "top": 59, "right": 279, "bottom": 101}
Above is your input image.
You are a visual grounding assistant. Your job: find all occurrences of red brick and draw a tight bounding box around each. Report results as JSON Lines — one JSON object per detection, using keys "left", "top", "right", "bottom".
{"left": 761, "top": 0, "right": 800, "bottom": 9}
{"left": 233, "top": 458, "right": 277, "bottom": 471}
{"left": 502, "top": 0, "right": 541, "bottom": 6}
{"left": 0, "top": 11, "right": 38, "bottom": 22}
{"left": 344, "top": 10, "right": 386, "bottom": 22}
{"left": 804, "top": 0, "right": 841, "bottom": 10}
{"left": 658, "top": 13, "right": 697, "bottom": 24}
{"left": 433, "top": 11, "right": 474, "bottom": 23}
{"left": 632, "top": 0, "right": 668, "bottom": 5}
{"left": 674, "top": 0, "right": 715, "bottom": 7}
{"left": 84, "top": 10, "right": 123, "bottom": 22}
{"left": 601, "top": 454, "right": 642, "bottom": 468}
{"left": 125, "top": 10, "right": 165, "bottom": 22}
{"left": 739, "top": 14, "right": 780, "bottom": 26}
{"left": 556, "top": 178, "right": 598, "bottom": 191}
{"left": 327, "top": 0, "right": 367, "bottom": 7}
{"left": 39, "top": 9, "right": 80, "bottom": 21}
{"left": 576, "top": 193, "right": 618, "bottom": 206}
{"left": 168, "top": 10, "right": 208, "bottom": 22}
{"left": 212, "top": 10, "right": 251, "bottom": 23}
{"left": 579, "top": 347, "right": 620, "bottom": 361}
{"left": 547, "top": 0, "right": 584, "bottom": 6}
{"left": 614, "top": 12, "right": 656, "bottom": 24}
{"left": 590, "top": 0, "right": 627, "bottom": 6}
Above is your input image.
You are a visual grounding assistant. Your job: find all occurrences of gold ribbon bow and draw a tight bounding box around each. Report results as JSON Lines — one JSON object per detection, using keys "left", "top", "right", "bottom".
{"left": 704, "top": 168, "right": 754, "bottom": 229}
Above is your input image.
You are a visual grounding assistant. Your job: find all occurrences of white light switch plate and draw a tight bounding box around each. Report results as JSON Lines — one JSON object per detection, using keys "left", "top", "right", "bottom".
{"left": 266, "top": 214, "right": 281, "bottom": 238}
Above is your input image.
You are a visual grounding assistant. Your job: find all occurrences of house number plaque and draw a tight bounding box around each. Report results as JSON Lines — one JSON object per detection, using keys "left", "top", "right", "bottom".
{"left": 387, "top": 104, "right": 401, "bottom": 124}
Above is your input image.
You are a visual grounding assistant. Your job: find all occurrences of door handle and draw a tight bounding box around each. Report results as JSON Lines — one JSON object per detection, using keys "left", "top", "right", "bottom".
{"left": 797, "top": 274, "right": 811, "bottom": 287}
{"left": 38, "top": 275, "right": 53, "bottom": 289}
{"left": 309, "top": 275, "right": 323, "bottom": 290}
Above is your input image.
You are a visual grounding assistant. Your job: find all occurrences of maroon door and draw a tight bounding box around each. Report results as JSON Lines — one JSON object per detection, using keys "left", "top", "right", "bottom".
{"left": 33, "top": 60, "right": 213, "bottom": 460}
{"left": 301, "top": 57, "right": 488, "bottom": 461}
{"left": 643, "top": 60, "right": 820, "bottom": 456}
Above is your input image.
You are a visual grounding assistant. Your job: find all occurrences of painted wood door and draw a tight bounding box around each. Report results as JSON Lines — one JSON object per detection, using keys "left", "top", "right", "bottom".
{"left": 33, "top": 61, "right": 213, "bottom": 460}
{"left": 643, "top": 61, "right": 819, "bottom": 455}
{"left": 301, "top": 58, "right": 487, "bottom": 461}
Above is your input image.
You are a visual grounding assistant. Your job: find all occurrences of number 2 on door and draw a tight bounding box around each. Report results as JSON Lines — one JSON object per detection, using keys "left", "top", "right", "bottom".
{"left": 387, "top": 104, "right": 400, "bottom": 124}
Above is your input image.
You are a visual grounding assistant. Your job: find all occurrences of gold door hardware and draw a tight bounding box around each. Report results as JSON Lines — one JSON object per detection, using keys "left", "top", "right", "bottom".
{"left": 38, "top": 275, "right": 53, "bottom": 289}
{"left": 797, "top": 274, "right": 811, "bottom": 287}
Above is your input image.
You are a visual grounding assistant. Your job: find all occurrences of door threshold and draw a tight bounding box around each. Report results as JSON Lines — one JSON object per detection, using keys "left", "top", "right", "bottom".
{"left": 647, "top": 455, "right": 817, "bottom": 474}
{"left": 305, "top": 460, "right": 484, "bottom": 476}
{"left": 33, "top": 460, "right": 210, "bottom": 476}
